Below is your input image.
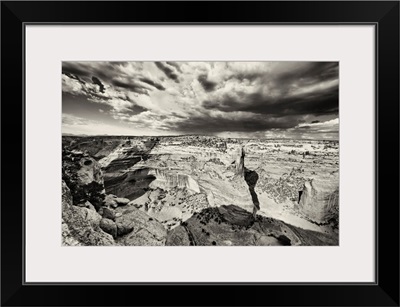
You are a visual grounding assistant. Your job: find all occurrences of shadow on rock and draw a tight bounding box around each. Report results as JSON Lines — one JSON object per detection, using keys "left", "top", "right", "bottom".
{"left": 166, "top": 204, "right": 339, "bottom": 246}
{"left": 244, "top": 167, "right": 260, "bottom": 216}
{"left": 104, "top": 168, "right": 156, "bottom": 201}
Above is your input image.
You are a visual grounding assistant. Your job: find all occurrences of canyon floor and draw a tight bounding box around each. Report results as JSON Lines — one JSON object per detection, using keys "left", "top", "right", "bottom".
{"left": 62, "top": 135, "right": 339, "bottom": 246}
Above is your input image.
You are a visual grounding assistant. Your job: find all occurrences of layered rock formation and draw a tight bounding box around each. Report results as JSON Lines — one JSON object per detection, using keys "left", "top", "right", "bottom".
{"left": 62, "top": 135, "right": 158, "bottom": 160}
{"left": 149, "top": 169, "right": 200, "bottom": 193}
{"left": 62, "top": 135, "right": 340, "bottom": 246}
{"left": 104, "top": 168, "right": 156, "bottom": 200}
{"left": 298, "top": 180, "right": 339, "bottom": 227}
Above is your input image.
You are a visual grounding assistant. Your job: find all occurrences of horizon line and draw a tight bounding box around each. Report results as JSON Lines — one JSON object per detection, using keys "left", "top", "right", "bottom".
{"left": 62, "top": 133, "right": 339, "bottom": 141}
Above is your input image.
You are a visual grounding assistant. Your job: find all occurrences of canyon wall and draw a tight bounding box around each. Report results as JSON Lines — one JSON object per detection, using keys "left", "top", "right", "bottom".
{"left": 298, "top": 180, "right": 339, "bottom": 226}
{"left": 149, "top": 169, "right": 201, "bottom": 193}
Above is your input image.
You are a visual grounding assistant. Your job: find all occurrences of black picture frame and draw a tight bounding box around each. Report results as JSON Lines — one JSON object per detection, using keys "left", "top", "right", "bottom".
{"left": 1, "top": 1, "right": 399, "bottom": 306}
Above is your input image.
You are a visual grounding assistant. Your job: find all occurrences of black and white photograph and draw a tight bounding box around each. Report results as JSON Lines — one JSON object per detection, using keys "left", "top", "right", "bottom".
{"left": 62, "top": 61, "right": 339, "bottom": 246}
{"left": 4, "top": 0, "right": 399, "bottom": 305}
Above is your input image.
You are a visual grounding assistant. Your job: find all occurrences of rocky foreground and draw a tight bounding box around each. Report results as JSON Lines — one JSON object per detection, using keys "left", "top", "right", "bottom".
{"left": 62, "top": 135, "right": 339, "bottom": 246}
{"left": 167, "top": 205, "right": 337, "bottom": 246}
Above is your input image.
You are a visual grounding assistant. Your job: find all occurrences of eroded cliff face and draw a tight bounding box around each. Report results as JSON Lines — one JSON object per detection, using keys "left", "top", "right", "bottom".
{"left": 298, "top": 180, "right": 339, "bottom": 227}
{"left": 103, "top": 164, "right": 201, "bottom": 203}
{"left": 149, "top": 169, "right": 201, "bottom": 193}
{"left": 62, "top": 145, "right": 168, "bottom": 246}
{"left": 62, "top": 136, "right": 158, "bottom": 160}
{"left": 62, "top": 136, "right": 340, "bottom": 245}
{"left": 104, "top": 167, "right": 156, "bottom": 200}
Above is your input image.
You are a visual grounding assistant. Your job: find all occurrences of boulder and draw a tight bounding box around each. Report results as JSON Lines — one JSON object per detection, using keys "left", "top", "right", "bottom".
{"left": 115, "top": 207, "right": 167, "bottom": 245}
{"left": 62, "top": 180, "right": 114, "bottom": 246}
{"left": 64, "top": 198, "right": 101, "bottom": 227}
{"left": 114, "top": 197, "right": 130, "bottom": 206}
{"left": 105, "top": 194, "right": 118, "bottom": 208}
{"left": 81, "top": 206, "right": 102, "bottom": 226}
{"left": 104, "top": 195, "right": 130, "bottom": 208}
{"left": 102, "top": 207, "right": 116, "bottom": 221}
{"left": 116, "top": 221, "right": 134, "bottom": 237}
{"left": 122, "top": 229, "right": 165, "bottom": 246}
{"left": 100, "top": 218, "right": 118, "bottom": 238}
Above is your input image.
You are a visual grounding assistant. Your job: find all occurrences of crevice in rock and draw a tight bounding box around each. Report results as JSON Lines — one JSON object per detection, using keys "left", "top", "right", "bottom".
{"left": 298, "top": 190, "right": 303, "bottom": 203}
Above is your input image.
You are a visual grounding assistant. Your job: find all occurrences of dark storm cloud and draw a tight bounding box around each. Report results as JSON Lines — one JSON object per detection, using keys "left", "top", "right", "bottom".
{"left": 62, "top": 62, "right": 90, "bottom": 79}
{"left": 154, "top": 62, "right": 179, "bottom": 83}
{"left": 233, "top": 62, "right": 338, "bottom": 87}
{"left": 139, "top": 77, "right": 166, "bottom": 91}
{"left": 311, "top": 120, "right": 320, "bottom": 123}
{"left": 91, "top": 76, "right": 105, "bottom": 93}
{"left": 198, "top": 74, "right": 217, "bottom": 92}
{"left": 62, "top": 72, "right": 86, "bottom": 85}
{"left": 111, "top": 79, "right": 149, "bottom": 96}
{"left": 275, "top": 62, "right": 338, "bottom": 86}
{"left": 203, "top": 86, "right": 338, "bottom": 116}
{"left": 63, "top": 62, "right": 125, "bottom": 83}
{"left": 172, "top": 114, "right": 296, "bottom": 134}
{"left": 203, "top": 62, "right": 339, "bottom": 121}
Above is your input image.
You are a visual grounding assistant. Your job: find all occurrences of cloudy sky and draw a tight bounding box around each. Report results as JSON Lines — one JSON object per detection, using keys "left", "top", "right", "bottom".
{"left": 62, "top": 61, "right": 339, "bottom": 140}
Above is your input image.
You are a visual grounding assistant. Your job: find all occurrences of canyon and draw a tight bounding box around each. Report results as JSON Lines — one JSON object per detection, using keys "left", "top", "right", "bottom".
{"left": 62, "top": 135, "right": 339, "bottom": 246}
